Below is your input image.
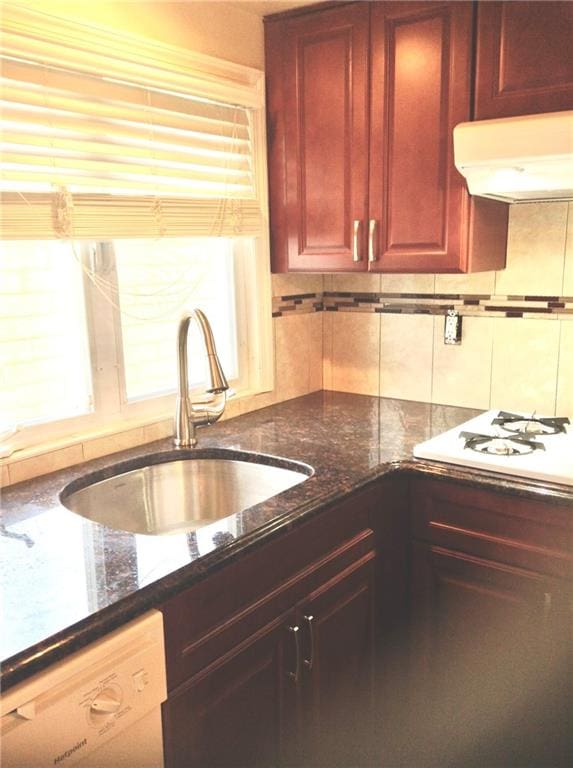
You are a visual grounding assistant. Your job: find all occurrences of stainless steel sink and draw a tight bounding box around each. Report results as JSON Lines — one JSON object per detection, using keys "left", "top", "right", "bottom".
{"left": 60, "top": 450, "right": 313, "bottom": 536}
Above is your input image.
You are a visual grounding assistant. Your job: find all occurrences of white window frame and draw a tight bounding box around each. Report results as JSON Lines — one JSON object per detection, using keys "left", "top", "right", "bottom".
{"left": 4, "top": 235, "right": 273, "bottom": 455}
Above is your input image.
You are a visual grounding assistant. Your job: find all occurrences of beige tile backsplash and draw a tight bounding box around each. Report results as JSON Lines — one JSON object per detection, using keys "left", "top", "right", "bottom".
{"left": 494, "top": 202, "right": 568, "bottom": 296}
{"left": 434, "top": 270, "right": 496, "bottom": 295}
{"left": 325, "top": 273, "right": 381, "bottom": 293}
{"left": 272, "top": 273, "right": 324, "bottom": 296}
{"left": 1, "top": 464, "right": 10, "bottom": 489}
{"left": 8, "top": 445, "right": 85, "bottom": 486}
{"left": 274, "top": 312, "right": 323, "bottom": 401}
{"left": 324, "top": 202, "right": 573, "bottom": 416}
{"left": 82, "top": 427, "right": 147, "bottom": 462}
{"left": 380, "top": 273, "right": 435, "bottom": 293}
{"left": 324, "top": 311, "right": 380, "bottom": 396}
{"left": 556, "top": 322, "right": 573, "bottom": 415}
{"left": 432, "top": 316, "right": 494, "bottom": 409}
{"left": 490, "top": 318, "right": 560, "bottom": 414}
{"left": 379, "top": 315, "right": 433, "bottom": 402}
{"left": 563, "top": 205, "right": 573, "bottom": 296}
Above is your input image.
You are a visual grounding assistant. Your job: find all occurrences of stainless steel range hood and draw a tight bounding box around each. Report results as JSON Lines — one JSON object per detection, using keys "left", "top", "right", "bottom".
{"left": 453, "top": 110, "right": 573, "bottom": 203}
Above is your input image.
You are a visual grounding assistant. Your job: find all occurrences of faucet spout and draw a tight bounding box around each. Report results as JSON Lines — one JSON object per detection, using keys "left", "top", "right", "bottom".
{"left": 174, "top": 309, "right": 229, "bottom": 448}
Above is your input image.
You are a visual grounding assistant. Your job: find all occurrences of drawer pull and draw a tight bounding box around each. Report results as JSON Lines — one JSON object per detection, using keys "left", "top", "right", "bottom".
{"left": 303, "top": 614, "right": 315, "bottom": 671}
{"left": 287, "top": 625, "right": 301, "bottom": 685}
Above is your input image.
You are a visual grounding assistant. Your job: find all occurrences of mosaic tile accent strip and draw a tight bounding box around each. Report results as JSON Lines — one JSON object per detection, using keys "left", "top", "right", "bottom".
{"left": 320, "top": 292, "right": 573, "bottom": 320}
{"left": 272, "top": 293, "right": 323, "bottom": 318}
{"left": 271, "top": 291, "right": 573, "bottom": 319}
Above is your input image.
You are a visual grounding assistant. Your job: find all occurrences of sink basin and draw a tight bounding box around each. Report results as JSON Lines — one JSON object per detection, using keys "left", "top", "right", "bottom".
{"left": 60, "top": 450, "right": 313, "bottom": 536}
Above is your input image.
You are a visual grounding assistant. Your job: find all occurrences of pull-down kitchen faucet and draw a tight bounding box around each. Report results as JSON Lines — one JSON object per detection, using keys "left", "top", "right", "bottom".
{"left": 174, "top": 309, "right": 229, "bottom": 448}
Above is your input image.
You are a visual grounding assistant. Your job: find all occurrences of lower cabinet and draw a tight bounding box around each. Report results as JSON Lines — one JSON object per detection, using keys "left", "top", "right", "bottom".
{"left": 296, "top": 555, "right": 376, "bottom": 767}
{"left": 409, "top": 478, "right": 573, "bottom": 767}
{"left": 161, "top": 486, "right": 379, "bottom": 768}
{"left": 160, "top": 475, "right": 572, "bottom": 766}
{"left": 162, "top": 611, "right": 296, "bottom": 768}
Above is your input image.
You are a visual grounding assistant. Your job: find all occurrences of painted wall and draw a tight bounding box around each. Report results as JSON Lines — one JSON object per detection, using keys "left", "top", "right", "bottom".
{"left": 17, "top": 1, "right": 265, "bottom": 68}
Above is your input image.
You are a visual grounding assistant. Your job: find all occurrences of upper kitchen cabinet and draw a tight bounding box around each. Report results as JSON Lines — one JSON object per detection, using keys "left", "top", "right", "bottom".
{"left": 265, "top": 1, "right": 508, "bottom": 274}
{"left": 475, "top": 1, "right": 573, "bottom": 120}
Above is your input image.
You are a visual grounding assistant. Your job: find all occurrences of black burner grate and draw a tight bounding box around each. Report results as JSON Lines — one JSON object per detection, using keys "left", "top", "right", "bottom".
{"left": 460, "top": 431, "right": 545, "bottom": 456}
{"left": 492, "top": 411, "right": 570, "bottom": 436}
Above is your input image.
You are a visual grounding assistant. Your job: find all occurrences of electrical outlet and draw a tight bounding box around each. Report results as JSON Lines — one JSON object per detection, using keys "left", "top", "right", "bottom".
{"left": 444, "top": 309, "right": 462, "bottom": 345}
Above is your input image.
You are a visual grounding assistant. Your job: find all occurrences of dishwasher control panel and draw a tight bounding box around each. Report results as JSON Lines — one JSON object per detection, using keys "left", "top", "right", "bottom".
{"left": 1, "top": 610, "right": 166, "bottom": 768}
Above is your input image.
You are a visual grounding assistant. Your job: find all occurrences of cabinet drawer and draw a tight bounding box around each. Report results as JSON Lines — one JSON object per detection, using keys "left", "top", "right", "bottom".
{"left": 410, "top": 478, "right": 573, "bottom": 579}
{"left": 162, "top": 485, "right": 379, "bottom": 691}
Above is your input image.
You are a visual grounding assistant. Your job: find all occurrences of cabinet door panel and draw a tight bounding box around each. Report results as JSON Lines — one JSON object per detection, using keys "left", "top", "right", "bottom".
{"left": 409, "top": 542, "right": 572, "bottom": 767}
{"left": 163, "top": 615, "right": 298, "bottom": 768}
{"left": 475, "top": 1, "right": 573, "bottom": 119}
{"left": 300, "top": 553, "right": 376, "bottom": 766}
{"left": 369, "top": 1, "right": 473, "bottom": 272}
{"left": 279, "top": 3, "right": 370, "bottom": 271}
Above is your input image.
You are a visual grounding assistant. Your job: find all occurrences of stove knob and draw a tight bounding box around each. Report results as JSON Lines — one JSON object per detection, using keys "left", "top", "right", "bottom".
{"left": 88, "top": 686, "right": 122, "bottom": 726}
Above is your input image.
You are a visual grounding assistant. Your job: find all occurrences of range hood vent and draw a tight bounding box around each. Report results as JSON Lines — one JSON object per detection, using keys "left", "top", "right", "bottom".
{"left": 453, "top": 111, "right": 573, "bottom": 204}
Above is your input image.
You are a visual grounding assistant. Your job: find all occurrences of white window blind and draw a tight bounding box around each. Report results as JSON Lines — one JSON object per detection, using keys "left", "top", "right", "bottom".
{"left": 0, "top": 5, "right": 265, "bottom": 239}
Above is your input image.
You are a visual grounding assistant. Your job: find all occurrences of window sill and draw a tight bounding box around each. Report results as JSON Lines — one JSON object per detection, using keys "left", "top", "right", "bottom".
{"left": 0, "top": 388, "right": 277, "bottom": 488}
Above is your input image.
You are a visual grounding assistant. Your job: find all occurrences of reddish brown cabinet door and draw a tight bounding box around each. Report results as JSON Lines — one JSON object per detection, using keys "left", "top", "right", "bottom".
{"left": 162, "top": 611, "right": 299, "bottom": 768}
{"left": 265, "top": 1, "right": 508, "bottom": 274}
{"left": 266, "top": 2, "right": 370, "bottom": 272}
{"left": 298, "top": 553, "right": 376, "bottom": 767}
{"left": 410, "top": 542, "right": 572, "bottom": 766}
{"left": 475, "top": 1, "right": 573, "bottom": 119}
{"left": 369, "top": 1, "right": 506, "bottom": 273}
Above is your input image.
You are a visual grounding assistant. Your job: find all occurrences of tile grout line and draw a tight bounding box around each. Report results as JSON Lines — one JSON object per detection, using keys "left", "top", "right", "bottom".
{"left": 430, "top": 273, "right": 436, "bottom": 407}
{"left": 488, "top": 317, "right": 496, "bottom": 410}
{"left": 429, "top": 315, "right": 436, "bottom": 406}
{"left": 560, "top": 202, "right": 570, "bottom": 294}
{"left": 554, "top": 204, "right": 569, "bottom": 417}
{"left": 554, "top": 319, "right": 562, "bottom": 418}
{"left": 377, "top": 307, "right": 383, "bottom": 399}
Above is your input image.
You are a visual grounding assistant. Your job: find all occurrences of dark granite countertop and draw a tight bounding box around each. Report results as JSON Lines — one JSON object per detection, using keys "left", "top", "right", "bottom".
{"left": 1, "top": 391, "right": 572, "bottom": 691}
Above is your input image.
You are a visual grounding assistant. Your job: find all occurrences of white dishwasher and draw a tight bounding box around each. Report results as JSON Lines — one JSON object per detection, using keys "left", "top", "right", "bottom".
{"left": 1, "top": 610, "right": 167, "bottom": 768}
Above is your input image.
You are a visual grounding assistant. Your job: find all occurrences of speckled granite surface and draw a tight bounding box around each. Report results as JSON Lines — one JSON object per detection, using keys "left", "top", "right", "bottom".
{"left": 1, "top": 392, "right": 572, "bottom": 691}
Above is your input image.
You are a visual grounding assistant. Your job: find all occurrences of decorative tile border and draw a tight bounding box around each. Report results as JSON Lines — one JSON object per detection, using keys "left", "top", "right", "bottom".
{"left": 272, "top": 291, "right": 573, "bottom": 320}
{"left": 272, "top": 293, "right": 323, "bottom": 317}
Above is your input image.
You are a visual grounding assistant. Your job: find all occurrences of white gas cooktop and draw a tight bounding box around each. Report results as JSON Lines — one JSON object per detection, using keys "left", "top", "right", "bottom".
{"left": 413, "top": 409, "right": 573, "bottom": 487}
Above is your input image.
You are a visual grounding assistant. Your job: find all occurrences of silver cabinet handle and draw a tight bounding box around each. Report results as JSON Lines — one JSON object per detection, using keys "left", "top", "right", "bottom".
{"left": 368, "top": 219, "right": 378, "bottom": 263}
{"left": 287, "top": 625, "right": 301, "bottom": 684}
{"left": 303, "top": 614, "right": 315, "bottom": 671}
{"left": 352, "top": 219, "right": 362, "bottom": 262}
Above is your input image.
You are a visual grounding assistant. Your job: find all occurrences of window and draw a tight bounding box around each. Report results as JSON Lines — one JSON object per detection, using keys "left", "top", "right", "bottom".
{"left": 0, "top": 235, "right": 268, "bottom": 450}
{"left": 0, "top": 6, "right": 272, "bottom": 456}
{"left": 0, "top": 241, "right": 92, "bottom": 428}
{"left": 113, "top": 238, "right": 240, "bottom": 401}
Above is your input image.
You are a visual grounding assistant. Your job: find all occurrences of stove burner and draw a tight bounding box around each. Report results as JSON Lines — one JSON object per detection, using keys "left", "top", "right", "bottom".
{"left": 492, "top": 411, "right": 570, "bottom": 436}
{"left": 460, "top": 431, "right": 546, "bottom": 457}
